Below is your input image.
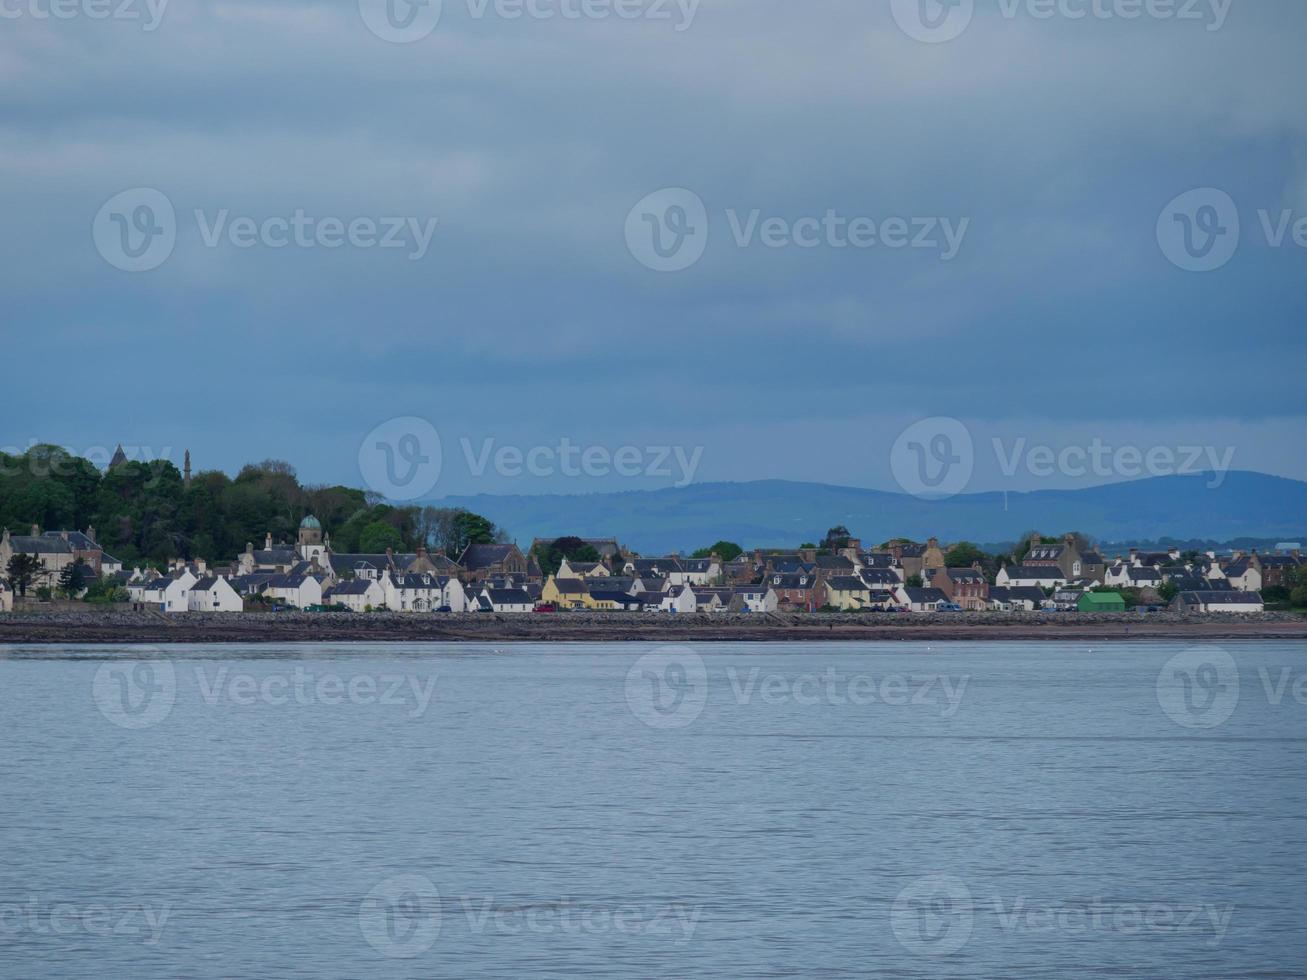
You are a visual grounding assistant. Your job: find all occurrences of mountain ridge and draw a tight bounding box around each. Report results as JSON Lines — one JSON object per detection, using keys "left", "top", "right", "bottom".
{"left": 429, "top": 471, "right": 1307, "bottom": 555}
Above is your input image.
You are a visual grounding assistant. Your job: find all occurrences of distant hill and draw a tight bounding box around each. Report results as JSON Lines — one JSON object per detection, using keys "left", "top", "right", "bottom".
{"left": 431, "top": 472, "right": 1307, "bottom": 555}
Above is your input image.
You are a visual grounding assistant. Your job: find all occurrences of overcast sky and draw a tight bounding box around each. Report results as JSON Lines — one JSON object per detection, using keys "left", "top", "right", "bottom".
{"left": 3, "top": 0, "right": 1304, "bottom": 499}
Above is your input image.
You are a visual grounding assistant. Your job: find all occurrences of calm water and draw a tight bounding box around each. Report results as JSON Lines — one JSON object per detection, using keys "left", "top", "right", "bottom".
{"left": 1, "top": 641, "right": 1305, "bottom": 979}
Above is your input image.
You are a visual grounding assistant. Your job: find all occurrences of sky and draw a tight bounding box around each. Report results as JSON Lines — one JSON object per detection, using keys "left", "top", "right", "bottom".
{"left": 2, "top": 0, "right": 1305, "bottom": 501}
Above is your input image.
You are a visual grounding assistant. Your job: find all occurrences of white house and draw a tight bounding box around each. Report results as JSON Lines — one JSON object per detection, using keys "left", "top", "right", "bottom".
{"left": 1103, "top": 563, "right": 1163, "bottom": 591}
{"left": 140, "top": 570, "right": 197, "bottom": 613}
{"left": 996, "top": 565, "right": 1067, "bottom": 589}
{"left": 988, "top": 586, "right": 1047, "bottom": 611}
{"left": 0, "top": 580, "right": 12, "bottom": 613}
{"left": 187, "top": 576, "right": 244, "bottom": 613}
{"left": 264, "top": 573, "right": 324, "bottom": 610}
{"left": 1221, "top": 559, "right": 1263, "bottom": 592}
{"left": 1173, "top": 591, "right": 1265, "bottom": 613}
{"left": 691, "top": 589, "right": 726, "bottom": 612}
{"left": 656, "top": 585, "right": 698, "bottom": 614}
{"left": 731, "top": 585, "right": 778, "bottom": 613}
{"left": 384, "top": 571, "right": 446, "bottom": 612}
{"left": 479, "top": 588, "right": 534, "bottom": 613}
{"left": 326, "top": 578, "right": 385, "bottom": 612}
{"left": 895, "top": 586, "right": 950, "bottom": 612}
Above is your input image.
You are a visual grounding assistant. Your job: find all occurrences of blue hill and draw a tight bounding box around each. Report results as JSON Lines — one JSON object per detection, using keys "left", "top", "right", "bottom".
{"left": 430, "top": 472, "right": 1307, "bottom": 554}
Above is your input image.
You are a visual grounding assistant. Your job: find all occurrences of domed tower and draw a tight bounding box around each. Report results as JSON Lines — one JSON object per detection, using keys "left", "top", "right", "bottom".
{"left": 298, "top": 515, "right": 325, "bottom": 562}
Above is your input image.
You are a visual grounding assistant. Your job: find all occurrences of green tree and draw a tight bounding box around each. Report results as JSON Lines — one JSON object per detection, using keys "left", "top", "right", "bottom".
{"left": 692, "top": 541, "right": 743, "bottom": 562}
{"left": 944, "top": 542, "right": 987, "bottom": 567}
{"left": 533, "top": 537, "right": 601, "bottom": 577}
{"left": 906, "top": 574, "right": 924, "bottom": 588}
{"left": 56, "top": 558, "right": 87, "bottom": 599}
{"left": 359, "top": 521, "right": 404, "bottom": 554}
{"left": 5, "top": 553, "right": 42, "bottom": 597}
{"left": 820, "top": 526, "right": 852, "bottom": 551}
{"left": 1158, "top": 581, "right": 1179, "bottom": 603}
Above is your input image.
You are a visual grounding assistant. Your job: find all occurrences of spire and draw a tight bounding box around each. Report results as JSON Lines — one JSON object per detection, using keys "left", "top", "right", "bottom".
{"left": 109, "top": 444, "right": 127, "bottom": 470}
{"left": 183, "top": 450, "right": 192, "bottom": 488}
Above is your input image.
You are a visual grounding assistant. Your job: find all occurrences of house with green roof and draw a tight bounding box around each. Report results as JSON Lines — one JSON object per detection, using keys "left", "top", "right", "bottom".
{"left": 1078, "top": 591, "right": 1126, "bottom": 612}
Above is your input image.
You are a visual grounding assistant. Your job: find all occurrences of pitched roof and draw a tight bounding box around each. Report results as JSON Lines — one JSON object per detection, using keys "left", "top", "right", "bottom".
{"left": 460, "top": 543, "right": 519, "bottom": 570}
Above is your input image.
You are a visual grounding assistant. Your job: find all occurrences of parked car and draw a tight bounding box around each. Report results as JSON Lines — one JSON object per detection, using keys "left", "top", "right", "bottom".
{"left": 534, "top": 603, "right": 557, "bottom": 613}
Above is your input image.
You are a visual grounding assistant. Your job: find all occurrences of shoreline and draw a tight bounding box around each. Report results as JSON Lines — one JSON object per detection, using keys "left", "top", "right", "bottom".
{"left": 1, "top": 610, "right": 1305, "bottom": 645}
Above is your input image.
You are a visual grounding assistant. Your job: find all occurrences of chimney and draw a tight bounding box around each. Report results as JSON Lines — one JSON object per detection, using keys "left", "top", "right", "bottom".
{"left": 265, "top": 532, "right": 272, "bottom": 551}
{"left": 245, "top": 541, "right": 253, "bottom": 555}
{"left": 86, "top": 525, "right": 96, "bottom": 544}
{"left": 31, "top": 524, "right": 39, "bottom": 537}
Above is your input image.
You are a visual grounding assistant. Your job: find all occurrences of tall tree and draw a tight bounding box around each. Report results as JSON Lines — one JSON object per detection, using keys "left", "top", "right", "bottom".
{"left": 5, "top": 553, "right": 42, "bottom": 597}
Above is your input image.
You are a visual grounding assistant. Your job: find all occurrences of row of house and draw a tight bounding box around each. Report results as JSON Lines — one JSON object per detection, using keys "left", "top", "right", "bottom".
{"left": 3, "top": 518, "right": 1297, "bottom": 615}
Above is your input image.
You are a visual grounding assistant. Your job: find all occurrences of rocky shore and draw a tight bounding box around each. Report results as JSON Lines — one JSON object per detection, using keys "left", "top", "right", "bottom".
{"left": 1, "top": 609, "right": 1305, "bottom": 645}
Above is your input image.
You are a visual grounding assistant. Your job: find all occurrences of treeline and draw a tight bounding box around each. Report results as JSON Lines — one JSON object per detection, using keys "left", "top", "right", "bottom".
{"left": 0, "top": 446, "right": 506, "bottom": 568}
